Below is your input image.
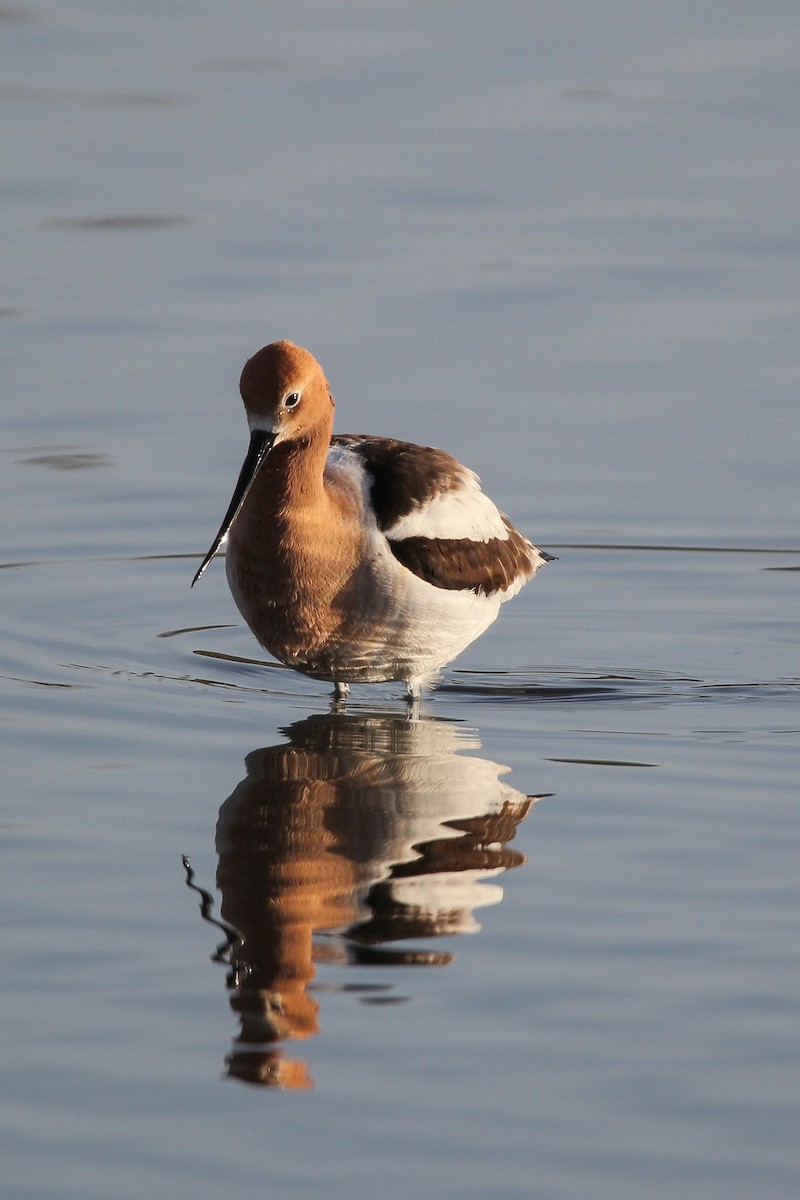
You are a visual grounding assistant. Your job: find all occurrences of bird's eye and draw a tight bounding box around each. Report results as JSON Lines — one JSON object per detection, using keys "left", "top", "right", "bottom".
{"left": 284, "top": 391, "right": 301, "bottom": 409}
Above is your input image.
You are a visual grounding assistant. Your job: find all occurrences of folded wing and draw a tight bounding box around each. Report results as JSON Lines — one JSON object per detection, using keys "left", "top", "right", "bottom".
{"left": 332, "top": 435, "right": 548, "bottom": 599}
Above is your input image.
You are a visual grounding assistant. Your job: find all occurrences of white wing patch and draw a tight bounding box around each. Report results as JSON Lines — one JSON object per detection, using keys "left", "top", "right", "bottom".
{"left": 386, "top": 469, "right": 509, "bottom": 543}
{"left": 325, "top": 440, "right": 364, "bottom": 479}
{"left": 324, "top": 441, "right": 372, "bottom": 497}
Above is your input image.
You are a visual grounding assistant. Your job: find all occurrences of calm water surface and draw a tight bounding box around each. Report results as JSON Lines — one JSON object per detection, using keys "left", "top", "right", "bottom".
{"left": 2, "top": 3, "right": 799, "bottom": 1199}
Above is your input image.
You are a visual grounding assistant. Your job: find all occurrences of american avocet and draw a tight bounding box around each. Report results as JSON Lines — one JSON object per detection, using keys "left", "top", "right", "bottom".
{"left": 192, "top": 341, "right": 552, "bottom": 700}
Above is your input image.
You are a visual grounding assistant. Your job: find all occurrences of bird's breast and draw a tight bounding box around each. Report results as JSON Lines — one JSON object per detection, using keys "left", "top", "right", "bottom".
{"left": 226, "top": 476, "right": 371, "bottom": 653}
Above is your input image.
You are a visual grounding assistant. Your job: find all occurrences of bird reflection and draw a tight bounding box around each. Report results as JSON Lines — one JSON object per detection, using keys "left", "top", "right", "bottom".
{"left": 190, "top": 710, "right": 541, "bottom": 1089}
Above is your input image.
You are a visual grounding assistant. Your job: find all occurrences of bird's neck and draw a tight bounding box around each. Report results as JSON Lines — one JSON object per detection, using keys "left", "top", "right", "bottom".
{"left": 230, "top": 417, "right": 361, "bottom": 616}
{"left": 256, "top": 423, "right": 332, "bottom": 517}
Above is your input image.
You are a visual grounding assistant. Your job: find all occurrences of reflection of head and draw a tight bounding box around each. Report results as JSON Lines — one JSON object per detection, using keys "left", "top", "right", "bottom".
{"left": 211, "top": 712, "right": 538, "bottom": 1087}
{"left": 226, "top": 1049, "right": 314, "bottom": 1090}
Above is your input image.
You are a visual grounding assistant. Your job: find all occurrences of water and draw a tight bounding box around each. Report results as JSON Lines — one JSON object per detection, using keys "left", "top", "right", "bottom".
{"left": 1, "top": 3, "right": 799, "bottom": 1198}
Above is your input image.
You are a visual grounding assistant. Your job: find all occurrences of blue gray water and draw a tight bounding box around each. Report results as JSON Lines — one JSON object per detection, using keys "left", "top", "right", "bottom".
{"left": 2, "top": 4, "right": 798, "bottom": 1199}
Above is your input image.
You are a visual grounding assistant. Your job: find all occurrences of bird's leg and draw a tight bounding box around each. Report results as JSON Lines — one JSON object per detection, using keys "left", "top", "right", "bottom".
{"left": 404, "top": 677, "right": 422, "bottom": 718}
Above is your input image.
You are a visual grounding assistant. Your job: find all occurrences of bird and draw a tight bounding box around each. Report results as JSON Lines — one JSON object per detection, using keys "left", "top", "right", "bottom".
{"left": 192, "top": 340, "right": 552, "bottom": 701}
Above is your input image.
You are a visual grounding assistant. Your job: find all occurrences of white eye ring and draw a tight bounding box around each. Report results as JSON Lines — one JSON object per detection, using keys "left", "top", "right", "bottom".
{"left": 284, "top": 391, "right": 301, "bottom": 409}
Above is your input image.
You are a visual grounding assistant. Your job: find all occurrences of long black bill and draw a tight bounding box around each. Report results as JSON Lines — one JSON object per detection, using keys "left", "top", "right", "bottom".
{"left": 191, "top": 428, "right": 276, "bottom": 587}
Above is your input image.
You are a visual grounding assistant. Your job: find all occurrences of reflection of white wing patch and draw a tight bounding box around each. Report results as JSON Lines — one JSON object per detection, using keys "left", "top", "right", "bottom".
{"left": 386, "top": 470, "right": 509, "bottom": 543}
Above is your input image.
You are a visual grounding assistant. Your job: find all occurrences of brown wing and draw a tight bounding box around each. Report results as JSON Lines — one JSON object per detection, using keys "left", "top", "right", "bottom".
{"left": 387, "top": 519, "right": 539, "bottom": 597}
{"left": 332, "top": 435, "right": 542, "bottom": 597}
